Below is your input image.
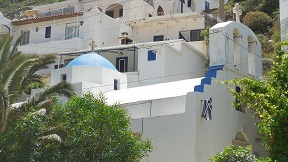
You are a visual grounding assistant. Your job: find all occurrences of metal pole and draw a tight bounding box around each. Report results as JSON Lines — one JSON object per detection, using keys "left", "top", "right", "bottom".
{"left": 133, "top": 45, "right": 136, "bottom": 71}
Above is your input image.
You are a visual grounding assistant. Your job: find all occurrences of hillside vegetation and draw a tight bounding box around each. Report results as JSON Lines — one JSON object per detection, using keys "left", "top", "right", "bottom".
{"left": 0, "top": 0, "right": 64, "bottom": 19}
{"left": 225, "top": 0, "right": 280, "bottom": 58}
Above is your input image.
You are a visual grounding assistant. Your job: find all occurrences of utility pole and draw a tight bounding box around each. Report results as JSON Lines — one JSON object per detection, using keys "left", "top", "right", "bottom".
{"left": 219, "top": 0, "right": 225, "bottom": 22}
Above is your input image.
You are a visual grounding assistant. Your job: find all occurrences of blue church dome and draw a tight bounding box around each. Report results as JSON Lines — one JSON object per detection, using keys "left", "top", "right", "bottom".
{"left": 66, "top": 52, "right": 117, "bottom": 71}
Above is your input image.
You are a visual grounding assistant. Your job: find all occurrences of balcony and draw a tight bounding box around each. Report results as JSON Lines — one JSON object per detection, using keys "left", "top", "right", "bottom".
{"left": 18, "top": 37, "right": 87, "bottom": 54}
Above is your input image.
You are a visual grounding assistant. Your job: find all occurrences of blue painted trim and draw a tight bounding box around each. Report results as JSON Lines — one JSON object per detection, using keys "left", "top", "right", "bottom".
{"left": 194, "top": 85, "right": 204, "bottom": 92}
{"left": 201, "top": 77, "right": 212, "bottom": 85}
{"left": 194, "top": 64, "right": 224, "bottom": 93}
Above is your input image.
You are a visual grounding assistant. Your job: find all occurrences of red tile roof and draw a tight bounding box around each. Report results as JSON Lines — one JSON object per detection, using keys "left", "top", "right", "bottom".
{"left": 12, "top": 11, "right": 83, "bottom": 25}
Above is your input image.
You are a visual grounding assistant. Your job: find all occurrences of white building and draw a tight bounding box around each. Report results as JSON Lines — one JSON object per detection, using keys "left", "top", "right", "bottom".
{"left": 1, "top": 0, "right": 219, "bottom": 84}
{"left": 50, "top": 20, "right": 266, "bottom": 161}
{"left": 280, "top": 0, "right": 288, "bottom": 50}
{"left": 6, "top": 0, "right": 212, "bottom": 55}
{"left": 1, "top": 0, "right": 267, "bottom": 161}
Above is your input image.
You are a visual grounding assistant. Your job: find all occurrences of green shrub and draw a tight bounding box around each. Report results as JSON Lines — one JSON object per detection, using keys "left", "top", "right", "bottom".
{"left": 242, "top": 11, "right": 272, "bottom": 34}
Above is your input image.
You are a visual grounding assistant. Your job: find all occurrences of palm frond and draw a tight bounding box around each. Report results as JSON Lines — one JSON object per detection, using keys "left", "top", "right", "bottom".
{"left": 0, "top": 83, "right": 10, "bottom": 133}
{"left": 1, "top": 54, "right": 38, "bottom": 87}
{"left": 10, "top": 35, "right": 21, "bottom": 58}
{"left": 30, "top": 108, "right": 46, "bottom": 116}
{"left": 40, "top": 126, "right": 69, "bottom": 141}
{"left": 37, "top": 100, "right": 53, "bottom": 117}
{"left": 39, "top": 134, "right": 62, "bottom": 142}
{"left": 16, "top": 82, "right": 74, "bottom": 114}
{"left": 28, "top": 55, "right": 56, "bottom": 74}
{"left": 0, "top": 35, "right": 14, "bottom": 64}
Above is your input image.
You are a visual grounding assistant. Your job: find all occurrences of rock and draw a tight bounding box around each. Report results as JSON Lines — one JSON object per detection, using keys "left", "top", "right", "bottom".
{"left": 262, "top": 58, "right": 273, "bottom": 71}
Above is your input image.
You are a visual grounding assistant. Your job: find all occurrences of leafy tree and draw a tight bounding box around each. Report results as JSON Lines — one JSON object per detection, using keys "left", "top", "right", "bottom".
{"left": 242, "top": 11, "right": 272, "bottom": 34}
{"left": 0, "top": 93, "right": 153, "bottom": 161}
{"left": 210, "top": 145, "right": 269, "bottom": 162}
{"left": 224, "top": 45, "right": 288, "bottom": 160}
{"left": 53, "top": 93, "right": 153, "bottom": 161}
{"left": 0, "top": 34, "right": 74, "bottom": 133}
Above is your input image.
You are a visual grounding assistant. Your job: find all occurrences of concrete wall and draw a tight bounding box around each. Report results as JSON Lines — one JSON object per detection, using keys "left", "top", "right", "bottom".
{"left": 134, "top": 40, "right": 206, "bottom": 87}
{"left": 128, "top": 68, "right": 266, "bottom": 162}
{"left": 131, "top": 15, "right": 205, "bottom": 43}
{"left": 51, "top": 66, "right": 127, "bottom": 92}
{"left": 131, "top": 95, "right": 197, "bottom": 162}
{"left": 209, "top": 21, "right": 262, "bottom": 78}
{"left": 193, "top": 68, "right": 266, "bottom": 161}
{"left": 280, "top": 0, "right": 288, "bottom": 46}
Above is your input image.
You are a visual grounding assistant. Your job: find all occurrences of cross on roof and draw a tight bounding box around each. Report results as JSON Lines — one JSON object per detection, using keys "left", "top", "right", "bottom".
{"left": 89, "top": 40, "right": 97, "bottom": 52}
{"left": 233, "top": 3, "right": 242, "bottom": 23}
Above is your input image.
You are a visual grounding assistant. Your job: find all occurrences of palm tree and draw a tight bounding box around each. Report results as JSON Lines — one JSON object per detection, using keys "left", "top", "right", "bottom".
{"left": 0, "top": 34, "right": 74, "bottom": 134}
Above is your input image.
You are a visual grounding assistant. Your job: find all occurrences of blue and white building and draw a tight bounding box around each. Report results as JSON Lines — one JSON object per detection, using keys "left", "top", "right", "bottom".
{"left": 1, "top": 0, "right": 267, "bottom": 161}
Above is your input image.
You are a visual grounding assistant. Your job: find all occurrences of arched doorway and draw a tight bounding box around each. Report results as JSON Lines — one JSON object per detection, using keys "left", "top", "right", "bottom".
{"left": 232, "top": 131, "right": 250, "bottom": 147}
{"left": 157, "top": 6, "right": 165, "bottom": 16}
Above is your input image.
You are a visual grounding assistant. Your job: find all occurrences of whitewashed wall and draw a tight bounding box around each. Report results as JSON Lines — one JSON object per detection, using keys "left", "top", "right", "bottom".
{"left": 51, "top": 66, "right": 127, "bottom": 92}
{"left": 280, "top": 0, "right": 288, "bottom": 43}
{"left": 134, "top": 40, "right": 206, "bottom": 87}
{"left": 209, "top": 21, "right": 262, "bottom": 77}
{"left": 131, "top": 15, "right": 205, "bottom": 43}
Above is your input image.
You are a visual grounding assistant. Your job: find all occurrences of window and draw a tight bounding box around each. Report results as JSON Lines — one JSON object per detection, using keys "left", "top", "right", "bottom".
{"left": 188, "top": 0, "right": 191, "bottom": 7}
{"left": 65, "top": 23, "right": 79, "bottom": 39}
{"left": 61, "top": 74, "right": 67, "bottom": 81}
{"left": 45, "top": 26, "right": 51, "bottom": 38}
{"left": 153, "top": 35, "right": 164, "bottom": 42}
{"left": 190, "top": 30, "right": 204, "bottom": 41}
{"left": 119, "top": 9, "right": 123, "bottom": 17}
{"left": 106, "top": 10, "right": 114, "bottom": 18}
{"left": 21, "top": 30, "right": 30, "bottom": 45}
{"left": 179, "top": 31, "right": 190, "bottom": 42}
{"left": 157, "top": 6, "right": 164, "bottom": 16}
{"left": 114, "top": 79, "right": 120, "bottom": 90}
{"left": 235, "top": 86, "right": 245, "bottom": 113}
{"left": 205, "top": 1, "right": 210, "bottom": 10}
{"left": 148, "top": 50, "right": 156, "bottom": 61}
{"left": 116, "top": 57, "right": 128, "bottom": 72}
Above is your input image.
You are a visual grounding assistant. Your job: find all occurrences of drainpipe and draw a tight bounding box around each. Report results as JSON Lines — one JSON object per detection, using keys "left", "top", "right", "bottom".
{"left": 219, "top": 0, "right": 225, "bottom": 22}
{"left": 133, "top": 45, "right": 136, "bottom": 71}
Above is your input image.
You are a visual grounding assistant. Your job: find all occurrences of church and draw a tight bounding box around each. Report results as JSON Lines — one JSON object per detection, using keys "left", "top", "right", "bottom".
{"left": 1, "top": 0, "right": 267, "bottom": 161}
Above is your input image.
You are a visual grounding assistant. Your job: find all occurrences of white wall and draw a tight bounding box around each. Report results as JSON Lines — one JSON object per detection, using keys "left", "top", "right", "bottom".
{"left": 280, "top": 0, "right": 288, "bottom": 43}
{"left": 134, "top": 40, "right": 206, "bottom": 87}
{"left": 193, "top": 68, "right": 267, "bottom": 161}
{"left": 209, "top": 21, "right": 262, "bottom": 78}
{"left": 131, "top": 15, "right": 205, "bottom": 43}
{"left": 132, "top": 101, "right": 197, "bottom": 162}
{"left": 51, "top": 66, "right": 127, "bottom": 92}
{"left": 128, "top": 68, "right": 266, "bottom": 162}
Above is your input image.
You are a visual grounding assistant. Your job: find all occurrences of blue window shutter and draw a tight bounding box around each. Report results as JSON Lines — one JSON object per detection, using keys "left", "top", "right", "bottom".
{"left": 114, "top": 79, "right": 118, "bottom": 90}
{"left": 45, "top": 26, "right": 51, "bottom": 38}
{"left": 148, "top": 50, "right": 156, "bottom": 61}
{"left": 205, "top": 1, "right": 210, "bottom": 10}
